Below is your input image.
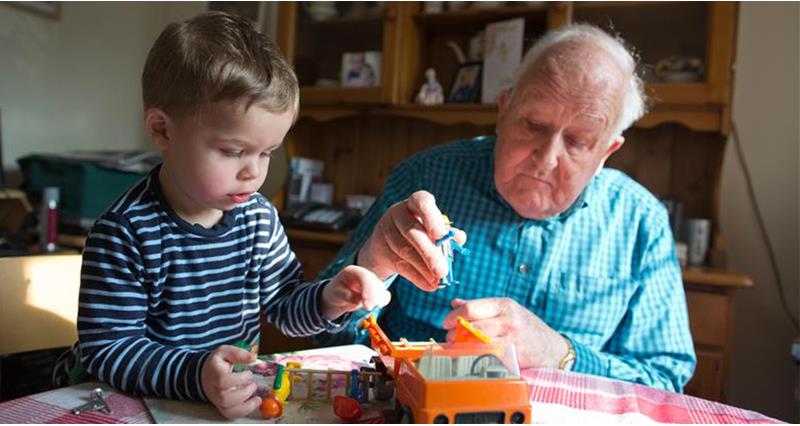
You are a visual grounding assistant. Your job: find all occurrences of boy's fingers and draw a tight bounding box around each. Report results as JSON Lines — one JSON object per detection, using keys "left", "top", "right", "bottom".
{"left": 341, "top": 266, "right": 391, "bottom": 310}
{"left": 218, "top": 382, "right": 257, "bottom": 409}
{"left": 216, "top": 370, "right": 254, "bottom": 390}
{"left": 215, "top": 345, "right": 256, "bottom": 365}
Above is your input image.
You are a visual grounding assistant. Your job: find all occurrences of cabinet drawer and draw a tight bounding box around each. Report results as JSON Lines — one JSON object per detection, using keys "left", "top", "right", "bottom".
{"left": 686, "top": 290, "right": 729, "bottom": 347}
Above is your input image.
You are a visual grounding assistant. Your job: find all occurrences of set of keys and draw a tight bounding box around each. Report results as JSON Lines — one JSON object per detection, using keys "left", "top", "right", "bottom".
{"left": 71, "top": 388, "right": 112, "bottom": 415}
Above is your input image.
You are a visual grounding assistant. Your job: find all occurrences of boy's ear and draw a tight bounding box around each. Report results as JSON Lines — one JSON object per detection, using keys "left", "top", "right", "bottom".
{"left": 144, "top": 108, "right": 172, "bottom": 151}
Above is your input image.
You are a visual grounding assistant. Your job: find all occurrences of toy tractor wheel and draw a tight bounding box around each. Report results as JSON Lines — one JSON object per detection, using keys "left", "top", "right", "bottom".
{"left": 396, "top": 403, "right": 414, "bottom": 423}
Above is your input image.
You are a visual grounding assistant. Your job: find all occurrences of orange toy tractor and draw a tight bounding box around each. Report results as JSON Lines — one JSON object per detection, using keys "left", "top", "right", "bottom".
{"left": 362, "top": 316, "right": 531, "bottom": 424}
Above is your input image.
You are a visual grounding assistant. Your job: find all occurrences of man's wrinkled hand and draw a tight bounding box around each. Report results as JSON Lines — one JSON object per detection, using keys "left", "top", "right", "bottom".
{"left": 357, "top": 190, "right": 466, "bottom": 291}
{"left": 442, "top": 297, "right": 569, "bottom": 369}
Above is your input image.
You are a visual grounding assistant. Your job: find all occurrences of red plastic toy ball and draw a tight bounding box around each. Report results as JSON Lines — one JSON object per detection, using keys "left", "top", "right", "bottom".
{"left": 333, "top": 395, "right": 363, "bottom": 422}
{"left": 259, "top": 395, "right": 283, "bottom": 419}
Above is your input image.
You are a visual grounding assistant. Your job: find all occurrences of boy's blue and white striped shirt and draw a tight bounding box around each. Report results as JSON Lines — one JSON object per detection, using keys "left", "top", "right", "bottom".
{"left": 320, "top": 135, "right": 697, "bottom": 393}
{"left": 54, "top": 166, "right": 340, "bottom": 401}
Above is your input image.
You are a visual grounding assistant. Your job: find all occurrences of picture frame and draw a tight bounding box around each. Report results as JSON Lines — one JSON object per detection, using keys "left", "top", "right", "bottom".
{"left": 7, "top": 1, "right": 60, "bottom": 20}
{"left": 341, "top": 51, "right": 382, "bottom": 88}
{"left": 448, "top": 62, "right": 482, "bottom": 103}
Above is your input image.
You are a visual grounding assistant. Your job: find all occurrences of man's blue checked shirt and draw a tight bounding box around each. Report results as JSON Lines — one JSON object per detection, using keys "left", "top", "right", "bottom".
{"left": 320, "top": 135, "right": 696, "bottom": 393}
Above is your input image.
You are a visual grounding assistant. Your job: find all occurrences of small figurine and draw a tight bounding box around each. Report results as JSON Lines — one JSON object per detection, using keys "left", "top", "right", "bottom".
{"left": 436, "top": 215, "right": 469, "bottom": 288}
{"left": 415, "top": 68, "right": 445, "bottom": 105}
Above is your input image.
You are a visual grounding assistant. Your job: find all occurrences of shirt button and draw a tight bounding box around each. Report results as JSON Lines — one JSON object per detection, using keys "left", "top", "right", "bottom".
{"left": 518, "top": 264, "right": 529, "bottom": 274}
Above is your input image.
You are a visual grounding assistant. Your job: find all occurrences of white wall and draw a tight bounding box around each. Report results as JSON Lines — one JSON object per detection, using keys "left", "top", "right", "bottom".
{"left": 0, "top": 1, "right": 288, "bottom": 196}
{"left": 0, "top": 2, "right": 206, "bottom": 169}
{"left": 721, "top": 2, "right": 799, "bottom": 422}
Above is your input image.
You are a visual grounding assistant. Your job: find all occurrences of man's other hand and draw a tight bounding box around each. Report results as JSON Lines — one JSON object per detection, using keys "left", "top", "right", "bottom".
{"left": 443, "top": 297, "right": 569, "bottom": 369}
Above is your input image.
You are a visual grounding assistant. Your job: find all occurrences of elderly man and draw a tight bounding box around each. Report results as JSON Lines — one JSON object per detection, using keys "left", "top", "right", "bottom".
{"left": 319, "top": 24, "right": 696, "bottom": 393}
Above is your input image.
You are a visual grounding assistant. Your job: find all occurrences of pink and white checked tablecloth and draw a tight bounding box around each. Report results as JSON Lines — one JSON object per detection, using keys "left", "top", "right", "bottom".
{"left": 0, "top": 346, "right": 781, "bottom": 424}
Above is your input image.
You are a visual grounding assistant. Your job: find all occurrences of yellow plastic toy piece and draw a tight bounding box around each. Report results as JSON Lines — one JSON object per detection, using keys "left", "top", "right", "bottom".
{"left": 454, "top": 316, "right": 492, "bottom": 344}
{"left": 273, "top": 364, "right": 291, "bottom": 404}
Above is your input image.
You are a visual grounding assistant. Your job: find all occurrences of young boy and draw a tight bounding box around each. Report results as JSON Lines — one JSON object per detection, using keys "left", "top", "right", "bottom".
{"left": 53, "top": 12, "right": 390, "bottom": 419}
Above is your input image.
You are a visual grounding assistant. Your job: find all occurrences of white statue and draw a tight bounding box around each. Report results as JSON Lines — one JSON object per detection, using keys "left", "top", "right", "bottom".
{"left": 415, "top": 68, "right": 444, "bottom": 105}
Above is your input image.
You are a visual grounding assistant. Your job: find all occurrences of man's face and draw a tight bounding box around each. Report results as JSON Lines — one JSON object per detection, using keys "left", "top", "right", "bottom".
{"left": 155, "top": 101, "right": 293, "bottom": 222}
{"left": 494, "top": 60, "right": 625, "bottom": 220}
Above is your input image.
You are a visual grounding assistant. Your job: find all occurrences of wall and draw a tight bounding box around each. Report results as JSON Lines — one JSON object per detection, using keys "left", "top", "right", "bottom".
{"left": 721, "top": 2, "right": 799, "bottom": 422}
{"left": 0, "top": 1, "right": 289, "bottom": 196}
{"left": 0, "top": 2, "right": 205, "bottom": 169}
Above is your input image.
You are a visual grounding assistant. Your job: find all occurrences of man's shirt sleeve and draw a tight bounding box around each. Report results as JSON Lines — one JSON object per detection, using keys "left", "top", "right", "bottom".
{"left": 570, "top": 208, "right": 697, "bottom": 393}
{"left": 78, "top": 214, "right": 209, "bottom": 401}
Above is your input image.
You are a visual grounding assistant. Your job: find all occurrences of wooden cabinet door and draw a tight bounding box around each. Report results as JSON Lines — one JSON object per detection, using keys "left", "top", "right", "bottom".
{"left": 685, "top": 349, "right": 725, "bottom": 401}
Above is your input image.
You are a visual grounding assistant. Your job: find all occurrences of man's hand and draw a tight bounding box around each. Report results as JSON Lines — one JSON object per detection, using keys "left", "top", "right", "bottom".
{"left": 201, "top": 345, "right": 261, "bottom": 419}
{"left": 442, "top": 298, "right": 569, "bottom": 369}
{"left": 357, "top": 190, "right": 466, "bottom": 291}
{"left": 321, "top": 265, "right": 392, "bottom": 321}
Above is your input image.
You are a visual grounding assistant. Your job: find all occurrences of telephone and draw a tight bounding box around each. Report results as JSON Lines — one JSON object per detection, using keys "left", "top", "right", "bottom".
{"left": 281, "top": 202, "right": 360, "bottom": 232}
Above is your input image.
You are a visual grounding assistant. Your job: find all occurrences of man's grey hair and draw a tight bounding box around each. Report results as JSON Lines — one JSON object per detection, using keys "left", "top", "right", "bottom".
{"left": 514, "top": 24, "right": 647, "bottom": 143}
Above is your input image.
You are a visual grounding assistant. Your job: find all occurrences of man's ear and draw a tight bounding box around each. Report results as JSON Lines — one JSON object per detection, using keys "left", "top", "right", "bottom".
{"left": 595, "top": 136, "right": 625, "bottom": 175}
{"left": 144, "top": 108, "right": 171, "bottom": 151}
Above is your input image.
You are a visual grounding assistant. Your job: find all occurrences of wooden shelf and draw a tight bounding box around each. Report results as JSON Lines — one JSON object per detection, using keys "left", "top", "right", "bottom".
{"left": 300, "top": 86, "right": 385, "bottom": 105}
{"left": 285, "top": 228, "right": 351, "bottom": 245}
{"left": 298, "top": 98, "right": 725, "bottom": 132}
{"left": 682, "top": 267, "right": 754, "bottom": 289}
{"left": 413, "top": 5, "right": 547, "bottom": 29}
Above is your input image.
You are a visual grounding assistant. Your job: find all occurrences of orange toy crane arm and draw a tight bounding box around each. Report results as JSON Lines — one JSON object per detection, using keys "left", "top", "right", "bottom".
{"left": 362, "top": 316, "right": 396, "bottom": 357}
{"left": 454, "top": 316, "right": 492, "bottom": 344}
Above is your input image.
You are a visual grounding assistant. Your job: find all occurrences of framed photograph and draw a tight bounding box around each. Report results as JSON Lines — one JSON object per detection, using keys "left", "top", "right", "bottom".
{"left": 448, "top": 62, "right": 482, "bottom": 103}
{"left": 8, "top": 1, "right": 60, "bottom": 19}
{"left": 341, "top": 51, "right": 382, "bottom": 88}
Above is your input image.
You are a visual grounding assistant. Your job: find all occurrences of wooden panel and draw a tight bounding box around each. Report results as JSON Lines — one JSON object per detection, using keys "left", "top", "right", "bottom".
{"left": 685, "top": 289, "right": 729, "bottom": 347}
{"left": 290, "top": 240, "right": 342, "bottom": 280}
{"left": 259, "top": 314, "right": 315, "bottom": 355}
{"left": 685, "top": 348, "right": 724, "bottom": 401}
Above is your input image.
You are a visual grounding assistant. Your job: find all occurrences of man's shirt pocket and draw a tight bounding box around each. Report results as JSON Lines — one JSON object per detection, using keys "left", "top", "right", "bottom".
{"left": 534, "top": 271, "right": 637, "bottom": 346}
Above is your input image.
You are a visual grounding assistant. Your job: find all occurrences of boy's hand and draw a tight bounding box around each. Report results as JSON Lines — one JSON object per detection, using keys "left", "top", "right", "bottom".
{"left": 322, "top": 265, "right": 392, "bottom": 320}
{"left": 201, "top": 345, "right": 261, "bottom": 419}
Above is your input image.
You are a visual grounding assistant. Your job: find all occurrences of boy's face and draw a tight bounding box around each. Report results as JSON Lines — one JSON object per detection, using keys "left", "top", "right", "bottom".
{"left": 148, "top": 100, "right": 294, "bottom": 224}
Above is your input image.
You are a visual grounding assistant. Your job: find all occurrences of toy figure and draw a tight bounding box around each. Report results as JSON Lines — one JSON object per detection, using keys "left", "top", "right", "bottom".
{"left": 415, "top": 68, "right": 445, "bottom": 105}
{"left": 436, "top": 215, "right": 469, "bottom": 288}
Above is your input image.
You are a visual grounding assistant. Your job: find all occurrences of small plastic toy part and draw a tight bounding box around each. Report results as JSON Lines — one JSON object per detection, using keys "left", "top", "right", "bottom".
{"left": 273, "top": 364, "right": 291, "bottom": 404}
{"left": 333, "top": 395, "right": 363, "bottom": 422}
{"left": 71, "top": 388, "right": 112, "bottom": 415}
{"left": 454, "top": 316, "right": 491, "bottom": 344}
{"left": 259, "top": 395, "right": 283, "bottom": 419}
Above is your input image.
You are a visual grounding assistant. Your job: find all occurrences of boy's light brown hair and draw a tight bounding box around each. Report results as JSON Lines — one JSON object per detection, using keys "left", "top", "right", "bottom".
{"left": 142, "top": 11, "right": 298, "bottom": 119}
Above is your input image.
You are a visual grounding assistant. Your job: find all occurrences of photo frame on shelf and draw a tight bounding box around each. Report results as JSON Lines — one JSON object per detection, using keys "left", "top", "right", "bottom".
{"left": 341, "top": 51, "right": 382, "bottom": 88}
{"left": 448, "top": 62, "right": 482, "bottom": 103}
{"left": 8, "top": 1, "right": 60, "bottom": 19}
